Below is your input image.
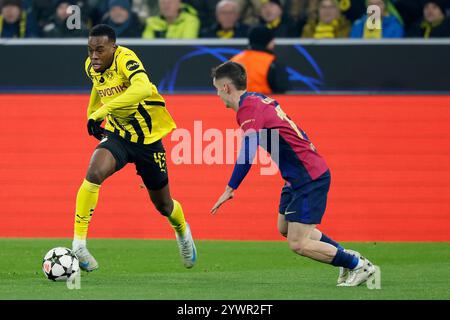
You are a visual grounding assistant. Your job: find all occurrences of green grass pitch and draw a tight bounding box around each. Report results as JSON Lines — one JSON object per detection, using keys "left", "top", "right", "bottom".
{"left": 1, "top": 239, "right": 449, "bottom": 300}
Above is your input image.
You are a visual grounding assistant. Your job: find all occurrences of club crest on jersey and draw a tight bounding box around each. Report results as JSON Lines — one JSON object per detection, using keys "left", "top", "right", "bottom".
{"left": 126, "top": 60, "right": 140, "bottom": 71}
{"left": 104, "top": 70, "right": 114, "bottom": 80}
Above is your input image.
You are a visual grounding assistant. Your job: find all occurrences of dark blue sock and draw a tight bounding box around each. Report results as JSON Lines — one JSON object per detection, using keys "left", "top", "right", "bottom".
{"left": 320, "top": 233, "right": 344, "bottom": 251}
{"left": 331, "top": 249, "right": 359, "bottom": 269}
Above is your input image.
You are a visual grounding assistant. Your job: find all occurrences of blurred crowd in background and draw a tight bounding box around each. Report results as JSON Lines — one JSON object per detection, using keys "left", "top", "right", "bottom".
{"left": 0, "top": 0, "right": 449, "bottom": 39}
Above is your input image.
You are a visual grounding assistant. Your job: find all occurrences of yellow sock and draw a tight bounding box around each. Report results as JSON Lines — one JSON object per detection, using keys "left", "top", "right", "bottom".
{"left": 74, "top": 179, "right": 100, "bottom": 241}
{"left": 167, "top": 199, "right": 187, "bottom": 236}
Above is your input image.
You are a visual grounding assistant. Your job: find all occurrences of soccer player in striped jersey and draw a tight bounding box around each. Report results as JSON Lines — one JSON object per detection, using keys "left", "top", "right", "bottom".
{"left": 210, "top": 61, "right": 375, "bottom": 286}
{"left": 72, "top": 24, "right": 196, "bottom": 271}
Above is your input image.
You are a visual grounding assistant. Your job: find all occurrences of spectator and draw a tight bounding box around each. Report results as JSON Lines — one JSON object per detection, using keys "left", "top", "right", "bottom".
{"left": 133, "top": 0, "right": 199, "bottom": 23}
{"left": 259, "top": 0, "right": 299, "bottom": 37}
{"left": 393, "top": 0, "right": 423, "bottom": 30}
{"left": 42, "top": 0, "right": 89, "bottom": 37}
{"left": 302, "top": 0, "right": 351, "bottom": 38}
{"left": 132, "top": 0, "right": 159, "bottom": 23}
{"left": 225, "top": 1, "right": 298, "bottom": 29}
{"left": 0, "top": 0, "right": 40, "bottom": 37}
{"left": 200, "top": 0, "right": 249, "bottom": 38}
{"left": 32, "top": 0, "right": 55, "bottom": 29}
{"left": 33, "top": 0, "right": 92, "bottom": 30}
{"left": 183, "top": 0, "right": 218, "bottom": 29}
{"left": 235, "top": 0, "right": 265, "bottom": 26}
{"left": 230, "top": 26, "right": 290, "bottom": 94}
{"left": 142, "top": 0, "right": 200, "bottom": 38}
{"left": 350, "top": 0, "right": 404, "bottom": 38}
{"left": 86, "top": 0, "right": 110, "bottom": 26}
{"left": 336, "top": 0, "right": 366, "bottom": 22}
{"left": 406, "top": 0, "right": 450, "bottom": 37}
{"left": 385, "top": 0, "right": 405, "bottom": 25}
{"left": 286, "top": 0, "right": 310, "bottom": 22}
{"left": 102, "top": 0, "right": 143, "bottom": 38}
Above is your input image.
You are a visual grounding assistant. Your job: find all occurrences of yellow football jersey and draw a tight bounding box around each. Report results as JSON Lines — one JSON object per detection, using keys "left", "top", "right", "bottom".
{"left": 85, "top": 46, "right": 176, "bottom": 144}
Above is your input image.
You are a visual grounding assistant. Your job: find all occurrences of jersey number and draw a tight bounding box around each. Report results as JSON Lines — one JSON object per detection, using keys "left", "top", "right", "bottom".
{"left": 275, "top": 105, "right": 317, "bottom": 152}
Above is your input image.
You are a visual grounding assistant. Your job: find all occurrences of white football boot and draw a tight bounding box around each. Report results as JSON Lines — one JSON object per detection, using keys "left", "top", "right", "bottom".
{"left": 73, "top": 246, "right": 99, "bottom": 272}
{"left": 175, "top": 223, "right": 197, "bottom": 268}
{"left": 339, "top": 256, "right": 376, "bottom": 287}
{"left": 337, "top": 249, "right": 361, "bottom": 285}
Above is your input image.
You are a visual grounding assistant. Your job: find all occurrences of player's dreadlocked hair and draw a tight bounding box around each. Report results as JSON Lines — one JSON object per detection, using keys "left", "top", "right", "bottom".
{"left": 89, "top": 24, "right": 116, "bottom": 43}
{"left": 211, "top": 61, "right": 247, "bottom": 90}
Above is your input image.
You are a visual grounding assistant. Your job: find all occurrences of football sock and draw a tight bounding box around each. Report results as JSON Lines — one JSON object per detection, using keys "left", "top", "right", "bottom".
{"left": 331, "top": 249, "right": 359, "bottom": 269}
{"left": 167, "top": 199, "right": 187, "bottom": 236}
{"left": 73, "top": 179, "right": 100, "bottom": 243}
{"left": 320, "top": 233, "right": 344, "bottom": 250}
{"left": 355, "top": 258, "right": 364, "bottom": 269}
{"left": 72, "top": 239, "right": 86, "bottom": 251}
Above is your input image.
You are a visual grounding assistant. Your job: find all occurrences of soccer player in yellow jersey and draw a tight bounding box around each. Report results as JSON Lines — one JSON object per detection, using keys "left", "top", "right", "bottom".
{"left": 72, "top": 24, "right": 197, "bottom": 271}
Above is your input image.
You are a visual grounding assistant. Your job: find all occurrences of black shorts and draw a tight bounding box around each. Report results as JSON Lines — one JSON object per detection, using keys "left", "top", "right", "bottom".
{"left": 278, "top": 170, "right": 331, "bottom": 225}
{"left": 96, "top": 133, "right": 168, "bottom": 190}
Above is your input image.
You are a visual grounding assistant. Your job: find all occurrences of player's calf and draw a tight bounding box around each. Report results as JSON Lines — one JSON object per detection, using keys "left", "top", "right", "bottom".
{"left": 147, "top": 184, "right": 174, "bottom": 217}
{"left": 154, "top": 200, "right": 173, "bottom": 216}
{"left": 286, "top": 223, "right": 337, "bottom": 262}
{"left": 287, "top": 237, "right": 336, "bottom": 263}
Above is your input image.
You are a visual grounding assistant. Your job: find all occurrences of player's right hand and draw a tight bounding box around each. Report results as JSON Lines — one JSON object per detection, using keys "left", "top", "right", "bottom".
{"left": 211, "top": 186, "right": 234, "bottom": 215}
{"left": 87, "top": 119, "right": 105, "bottom": 140}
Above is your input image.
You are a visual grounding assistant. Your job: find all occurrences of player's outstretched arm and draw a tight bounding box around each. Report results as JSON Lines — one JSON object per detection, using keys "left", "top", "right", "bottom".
{"left": 211, "top": 132, "right": 259, "bottom": 214}
{"left": 211, "top": 186, "right": 234, "bottom": 215}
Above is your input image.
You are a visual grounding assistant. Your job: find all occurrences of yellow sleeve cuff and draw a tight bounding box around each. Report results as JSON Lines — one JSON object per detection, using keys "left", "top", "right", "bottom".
{"left": 89, "top": 105, "right": 108, "bottom": 121}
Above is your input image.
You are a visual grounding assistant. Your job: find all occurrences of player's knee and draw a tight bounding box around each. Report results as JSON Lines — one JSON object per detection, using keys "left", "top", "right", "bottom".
{"left": 288, "top": 238, "right": 308, "bottom": 256}
{"left": 86, "top": 168, "right": 107, "bottom": 185}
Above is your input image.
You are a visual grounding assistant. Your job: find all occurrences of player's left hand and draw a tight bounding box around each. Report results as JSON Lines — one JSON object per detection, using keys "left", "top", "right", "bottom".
{"left": 211, "top": 186, "right": 234, "bottom": 215}
{"left": 87, "top": 119, "right": 105, "bottom": 140}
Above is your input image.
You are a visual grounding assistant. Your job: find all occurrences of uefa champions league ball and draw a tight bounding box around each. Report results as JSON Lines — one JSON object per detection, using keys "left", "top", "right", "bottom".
{"left": 42, "top": 247, "right": 80, "bottom": 281}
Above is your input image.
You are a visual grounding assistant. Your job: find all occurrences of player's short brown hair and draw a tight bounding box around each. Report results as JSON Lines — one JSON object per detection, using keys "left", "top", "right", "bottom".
{"left": 211, "top": 61, "right": 247, "bottom": 90}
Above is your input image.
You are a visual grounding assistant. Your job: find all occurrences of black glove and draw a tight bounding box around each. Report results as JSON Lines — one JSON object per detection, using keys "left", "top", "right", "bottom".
{"left": 87, "top": 119, "right": 105, "bottom": 140}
